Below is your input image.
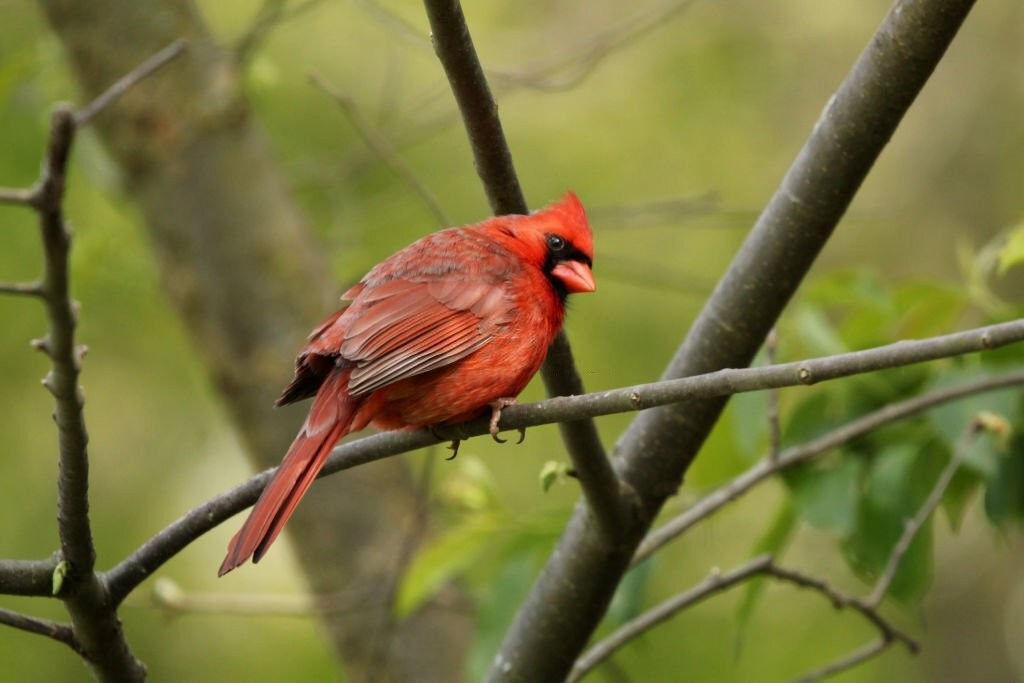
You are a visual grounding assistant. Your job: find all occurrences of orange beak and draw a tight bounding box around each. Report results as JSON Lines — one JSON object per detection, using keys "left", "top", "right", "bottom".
{"left": 551, "top": 260, "right": 596, "bottom": 294}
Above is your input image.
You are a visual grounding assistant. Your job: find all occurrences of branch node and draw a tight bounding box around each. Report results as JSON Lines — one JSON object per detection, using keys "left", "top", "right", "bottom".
{"left": 31, "top": 336, "right": 53, "bottom": 355}
{"left": 797, "top": 366, "right": 814, "bottom": 384}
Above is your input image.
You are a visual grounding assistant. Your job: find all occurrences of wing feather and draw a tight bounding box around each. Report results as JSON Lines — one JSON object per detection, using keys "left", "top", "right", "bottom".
{"left": 288, "top": 230, "right": 522, "bottom": 400}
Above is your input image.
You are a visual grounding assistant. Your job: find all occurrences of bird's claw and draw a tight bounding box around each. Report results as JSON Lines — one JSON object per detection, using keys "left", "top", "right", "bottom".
{"left": 488, "top": 398, "right": 525, "bottom": 445}
{"left": 445, "top": 440, "right": 461, "bottom": 460}
{"left": 429, "top": 424, "right": 461, "bottom": 460}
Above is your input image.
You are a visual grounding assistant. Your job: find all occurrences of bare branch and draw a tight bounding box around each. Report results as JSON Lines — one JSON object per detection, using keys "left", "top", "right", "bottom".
{"left": 422, "top": 0, "right": 626, "bottom": 540}
{"left": 568, "top": 555, "right": 775, "bottom": 681}
{"left": 99, "top": 327, "right": 1024, "bottom": 607}
{"left": 310, "top": 73, "right": 451, "bottom": 226}
{"left": 766, "top": 564, "right": 919, "bottom": 653}
{"left": 73, "top": 39, "right": 187, "bottom": 127}
{"left": 146, "top": 577, "right": 319, "bottom": 617}
{"left": 0, "top": 281, "right": 44, "bottom": 297}
{"left": 0, "top": 608, "right": 82, "bottom": 655}
{"left": 498, "top": 0, "right": 983, "bottom": 676}
{"left": 0, "top": 186, "right": 39, "bottom": 207}
{"left": 634, "top": 369, "right": 1024, "bottom": 564}
{"left": 570, "top": 556, "right": 918, "bottom": 682}
{"left": 489, "top": 0, "right": 700, "bottom": 92}
{"left": 0, "top": 37, "right": 186, "bottom": 680}
{"left": 791, "top": 639, "right": 890, "bottom": 683}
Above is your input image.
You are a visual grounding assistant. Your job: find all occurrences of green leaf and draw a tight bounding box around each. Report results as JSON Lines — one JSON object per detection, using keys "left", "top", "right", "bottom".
{"left": 784, "top": 456, "right": 862, "bottom": 534}
{"left": 941, "top": 467, "right": 982, "bottom": 531}
{"left": 538, "top": 460, "right": 570, "bottom": 492}
{"left": 927, "top": 371, "right": 1018, "bottom": 479}
{"left": 467, "top": 552, "right": 539, "bottom": 681}
{"left": 841, "top": 445, "right": 934, "bottom": 602}
{"left": 396, "top": 514, "right": 503, "bottom": 618}
{"left": 52, "top": 560, "right": 70, "bottom": 596}
{"left": 730, "top": 388, "right": 769, "bottom": 460}
{"left": 984, "top": 430, "right": 1024, "bottom": 525}
{"left": 792, "top": 305, "right": 848, "bottom": 357}
{"left": 997, "top": 222, "right": 1024, "bottom": 275}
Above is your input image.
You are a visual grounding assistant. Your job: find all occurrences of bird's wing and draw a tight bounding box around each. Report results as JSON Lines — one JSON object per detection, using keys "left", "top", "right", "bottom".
{"left": 314, "top": 271, "right": 514, "bottom": 397}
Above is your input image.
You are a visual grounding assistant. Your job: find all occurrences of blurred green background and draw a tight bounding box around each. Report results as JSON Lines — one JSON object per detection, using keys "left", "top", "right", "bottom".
{"left": 2, "top": 1, "right": 1023, "bottom": 681}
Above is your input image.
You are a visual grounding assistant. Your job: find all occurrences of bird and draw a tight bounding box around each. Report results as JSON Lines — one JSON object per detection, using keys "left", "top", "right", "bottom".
{"left": 218, "top": 191, "right": 595, "bottom": 575}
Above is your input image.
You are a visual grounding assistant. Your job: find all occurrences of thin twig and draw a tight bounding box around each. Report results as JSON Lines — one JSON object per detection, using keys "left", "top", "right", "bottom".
{"left": 310, "top": 73, "right": 450, "bottom": 226}
{"left": 144, "top": 577, "right": 319, "bottom": 616}
{"left": 765, "top": 564, "right": 918, "bottom": 653}
{"left": 570, "top": 556, "right": 918, "bottom": 681}
{"left": 633, "top": 369, "right": 1024, "bottom": 565}
{"left": 0, "top": 40, "right": 187, "bottom": 680}
{"left": 568, "top": 555, "right": 774, "bottom": 681}
{"left": 0, "top": 608, "right": 82, "bottom": 655}
{"left": 235, "top": 0, "right": 324, "bottom": 67}
{"left": 863, "top": 417, "right": 983, "bottom": 608}
{"left": 786, "top": 418, "right": 987, "bottom": 683}
{"left": 0, "top": 186, "right": 39, "bottom": 207}
{"left": 74, "top": 39, "right": 187, "bottom": 126}
{"left": 489, "top": 0, "right": 700, "bottom": 92}
{"left": 0, "top": 281, "right": 44, "bottom": 297}
{"left": 791, "top": 639, "right": 890, "bottom": 683}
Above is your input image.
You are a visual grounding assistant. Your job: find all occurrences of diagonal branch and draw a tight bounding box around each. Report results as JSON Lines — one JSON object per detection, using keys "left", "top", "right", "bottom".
{"left": 73, "top": 39, "right": 186, "bottom": 126}
{"left": 310, "top": 73, "right": 451, "bottom": 227}
{"left": 569, "top": 555, "right": 919, "bottom": 682}
{"left": 491, "top": 1, "right": 981, "bottom": 680}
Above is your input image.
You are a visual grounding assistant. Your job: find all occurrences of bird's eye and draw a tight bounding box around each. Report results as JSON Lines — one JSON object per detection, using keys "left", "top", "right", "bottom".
{"left": 546, "top": 234, "right": 566, "bottom": 251}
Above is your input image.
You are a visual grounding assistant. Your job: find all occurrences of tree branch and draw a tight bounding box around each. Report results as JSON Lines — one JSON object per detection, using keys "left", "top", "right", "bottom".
{"left": 791, "top": 639, "right": 890, "bottom": 683}
{"left": 491, "top": 1, "right": 980, "bottom": 679}
{"left": 0, "top": 37, "right": 185, "bottom": 681}
{"left": 0, "top": 608, "right": 82, "bottom": 655}
{"left": 73, "top": 38, "right": 186, "bottom": 126}
{"left": 422, "top": 0, "right": 628, "bottom": 540}
{"left": 0, "top": 186, "right": 39, "bottom": 207}
{"left": 569, "top": 555, "right": 919, "bottom": 682}
{"left": 633, "top": 369, "right": 1024, "bottom": 564}
{"left": 97, "top": 321, "right": 1024, "bottom": 606}
{"left": 0, "top": 557, "right": 60, "bottom": 596}
{"left": 0, "top": 281, "right": 44, "bottom": 297}
{"left": 788, "top": 417, "right": 987, "bottom": 682}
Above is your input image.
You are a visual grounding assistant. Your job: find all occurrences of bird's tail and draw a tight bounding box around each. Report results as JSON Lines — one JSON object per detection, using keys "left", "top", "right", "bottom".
{"left": 219, "top": 369, "right": 355, "bottom": 576}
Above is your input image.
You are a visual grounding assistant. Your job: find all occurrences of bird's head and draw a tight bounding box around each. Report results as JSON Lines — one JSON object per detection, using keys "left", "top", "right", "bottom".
{"left": 497, "top": 191, "right": 595, "bottom": 298}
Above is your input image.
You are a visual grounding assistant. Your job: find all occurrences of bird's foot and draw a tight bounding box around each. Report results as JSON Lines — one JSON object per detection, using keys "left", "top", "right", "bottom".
{"left": 489, "top": 397, "right": 525, "bottom": 445}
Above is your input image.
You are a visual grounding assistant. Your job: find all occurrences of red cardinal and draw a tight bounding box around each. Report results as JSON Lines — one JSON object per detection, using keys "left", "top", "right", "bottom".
{"left": 219, "top": 192, "right": 595, "bottom": 575}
